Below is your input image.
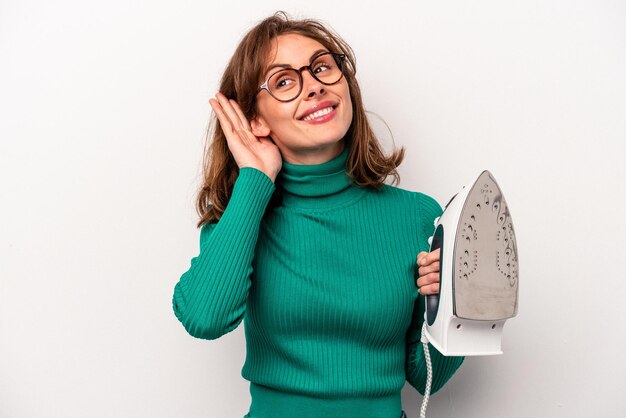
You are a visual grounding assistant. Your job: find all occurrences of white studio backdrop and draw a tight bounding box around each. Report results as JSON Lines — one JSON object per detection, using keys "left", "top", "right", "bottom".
{"left": 1, "top": 0, "right": 625, "bottom": 417}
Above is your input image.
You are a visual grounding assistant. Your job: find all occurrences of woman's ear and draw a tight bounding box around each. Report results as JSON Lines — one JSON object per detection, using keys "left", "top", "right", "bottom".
{"left": 250, "top": 116, "right": 271, "bottom": 138}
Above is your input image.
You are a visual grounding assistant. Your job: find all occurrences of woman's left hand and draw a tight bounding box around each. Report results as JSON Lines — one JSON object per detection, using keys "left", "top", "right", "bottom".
{"left": 416, "top": 248, "right": 441, "bottom": 295}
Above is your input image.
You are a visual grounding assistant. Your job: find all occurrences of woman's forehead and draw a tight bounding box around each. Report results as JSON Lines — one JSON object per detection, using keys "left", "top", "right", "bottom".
{"left": 266, "top": 33, "right": 327, "bottom": 67}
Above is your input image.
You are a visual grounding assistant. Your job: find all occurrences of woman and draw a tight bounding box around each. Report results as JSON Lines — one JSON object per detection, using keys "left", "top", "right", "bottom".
{"left": 172, "top": 11, "right": 464, "bottom": 418}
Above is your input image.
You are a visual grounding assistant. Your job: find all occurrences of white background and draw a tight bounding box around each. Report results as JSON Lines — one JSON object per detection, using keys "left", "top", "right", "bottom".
{"left": 1, "top": 1, "right": 625, "bottom": 417}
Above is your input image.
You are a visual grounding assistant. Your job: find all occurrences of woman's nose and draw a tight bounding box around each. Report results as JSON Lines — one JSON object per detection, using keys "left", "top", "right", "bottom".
{"left": 302, "top": 71, "right": 326, "bottom": 98}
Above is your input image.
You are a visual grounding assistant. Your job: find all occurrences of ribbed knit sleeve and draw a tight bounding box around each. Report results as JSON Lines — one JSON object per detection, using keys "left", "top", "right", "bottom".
{"left": 405, "top": 193, "right": 465, "bottom": 395}
{"left": 172, "top": 167, "right": 276, "bottom": 340}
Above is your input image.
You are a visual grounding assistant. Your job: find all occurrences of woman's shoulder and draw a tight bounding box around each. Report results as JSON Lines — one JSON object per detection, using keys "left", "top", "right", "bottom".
{"left": 374, "top": 182, "right": 440, "bottom": 206}
{"left": 367, "top": 183, "right": 443, "bottom": 222}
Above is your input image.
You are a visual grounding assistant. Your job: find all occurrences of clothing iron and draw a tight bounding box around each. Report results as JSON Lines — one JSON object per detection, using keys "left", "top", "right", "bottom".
{"left": 424, "top": 170, "right": 519, "bottom": 356}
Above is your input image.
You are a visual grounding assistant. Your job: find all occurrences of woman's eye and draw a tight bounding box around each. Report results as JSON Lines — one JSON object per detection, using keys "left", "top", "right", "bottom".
{"left": 313, "top": 63, "right": 331, "bottom": 74}
{"left": 275, "top": 77, "right": 295, "bottom": 89}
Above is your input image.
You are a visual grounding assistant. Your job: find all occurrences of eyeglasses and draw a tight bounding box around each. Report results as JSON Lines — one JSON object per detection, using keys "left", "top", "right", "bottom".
{"left": 256, "top": 52, "right": 346, "bottom": 102}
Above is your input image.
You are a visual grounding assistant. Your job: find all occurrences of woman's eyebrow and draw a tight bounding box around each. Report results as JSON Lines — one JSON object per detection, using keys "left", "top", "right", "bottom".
{"left": 263, "top": 49, "right": 328, "bottom": 76}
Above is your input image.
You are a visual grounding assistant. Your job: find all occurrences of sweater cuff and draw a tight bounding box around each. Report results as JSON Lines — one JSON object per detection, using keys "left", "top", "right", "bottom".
{"left": 216, "top": 167, "right": 276, "bottom": 228}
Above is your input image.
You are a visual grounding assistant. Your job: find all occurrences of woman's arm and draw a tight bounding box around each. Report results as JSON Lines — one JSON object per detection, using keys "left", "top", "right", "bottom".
{"left": 172, "top": 167, "right": 275, "bottom": 340}
{"left": 405, "top": 192, "right": 464, "bottom": 394}
{"left": 405, "top": 295, "right": 465, "bottom": 394}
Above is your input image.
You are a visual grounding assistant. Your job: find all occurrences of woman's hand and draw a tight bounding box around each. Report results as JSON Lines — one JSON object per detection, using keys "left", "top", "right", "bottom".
{"left": 209, "top": 92, "right": 283, "bottom": 183}
{"left": 416, "top": 248, "right": 441, "bottom": 295}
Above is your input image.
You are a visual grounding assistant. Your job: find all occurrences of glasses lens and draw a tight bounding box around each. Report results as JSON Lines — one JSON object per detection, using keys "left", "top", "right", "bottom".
{"left": 268, "top": 69, "right": 301, "bottom": 101}
{"left": 310, "top": 53, "right": 343, "bottom": 84}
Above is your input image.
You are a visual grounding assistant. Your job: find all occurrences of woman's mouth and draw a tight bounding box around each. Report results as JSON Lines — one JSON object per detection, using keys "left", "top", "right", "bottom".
{"left": 300, "top": 105, "right": 338, "bottom": 124}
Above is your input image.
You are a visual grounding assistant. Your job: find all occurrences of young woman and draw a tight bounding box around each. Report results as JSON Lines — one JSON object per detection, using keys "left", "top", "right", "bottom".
{"left": 172, "top": 11, "right": 464, "bottom": 418}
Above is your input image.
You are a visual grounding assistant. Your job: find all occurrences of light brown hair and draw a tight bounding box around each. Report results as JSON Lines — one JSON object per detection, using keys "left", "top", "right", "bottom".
{"left": 196, "top": 11, "right": 405, "bottom": 227}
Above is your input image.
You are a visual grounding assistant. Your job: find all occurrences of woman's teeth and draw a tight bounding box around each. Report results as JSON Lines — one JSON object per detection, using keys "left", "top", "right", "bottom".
{"left": 302, "top": 106, "right": 334, "bottom": 121}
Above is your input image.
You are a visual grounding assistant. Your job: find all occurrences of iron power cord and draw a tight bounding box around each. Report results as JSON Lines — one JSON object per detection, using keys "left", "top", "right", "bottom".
{"left": 419, "top": 322, "right": 433, "bottom": 418}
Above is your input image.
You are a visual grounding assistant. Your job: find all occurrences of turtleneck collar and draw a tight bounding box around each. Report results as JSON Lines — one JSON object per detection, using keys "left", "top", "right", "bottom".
{"left": 275, "top": 143, "right": 368, "bottom": 211}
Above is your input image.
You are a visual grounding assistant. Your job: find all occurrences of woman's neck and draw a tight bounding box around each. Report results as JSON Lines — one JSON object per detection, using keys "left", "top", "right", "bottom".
{"left": 275, "top": 142, "right": 367, "bottom": 211}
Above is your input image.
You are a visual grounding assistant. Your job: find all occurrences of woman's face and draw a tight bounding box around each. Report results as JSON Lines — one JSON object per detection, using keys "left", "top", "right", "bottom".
{"left": 251, "top": 33, "right": 353, "bottom": 165}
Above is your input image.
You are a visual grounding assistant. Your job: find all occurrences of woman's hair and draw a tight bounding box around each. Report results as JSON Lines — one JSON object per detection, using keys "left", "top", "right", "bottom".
{"left": 196, "top": 10, "right": 405, "bottom": 227}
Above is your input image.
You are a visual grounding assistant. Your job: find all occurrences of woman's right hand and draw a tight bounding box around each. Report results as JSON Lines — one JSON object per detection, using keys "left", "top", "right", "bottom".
{"left": 209, "top": 92, "right": 282, "bottom": 183}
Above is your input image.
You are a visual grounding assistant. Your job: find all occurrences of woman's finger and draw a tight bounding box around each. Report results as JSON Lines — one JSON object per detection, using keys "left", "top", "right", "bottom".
{"left": 215, "top": 92, "right": 245, "bottom": 132}
{"left": 416, "top": 272, "right": 439, "bottom": 288}
{"left": 229, "top": 98, "right": 252, "bottom": 131}
{"left": 418, "top": 247, "right": 440, "bottom": 267}
{"left": 209, "top": 98, "right": 234, "bottom": 133}
{"left": 418, "top": 261, "right": 440, "bottom": 277}
{"left": 210, "top": 95, "right": 259, "bottom": 151}
{"left": 418, "top": 283, "right": 440, "bottom": 295}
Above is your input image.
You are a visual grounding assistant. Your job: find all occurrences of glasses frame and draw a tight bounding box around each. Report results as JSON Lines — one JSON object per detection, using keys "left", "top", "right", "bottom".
{"left": 256, "top": 52, "right": 347, "bottom": 103}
